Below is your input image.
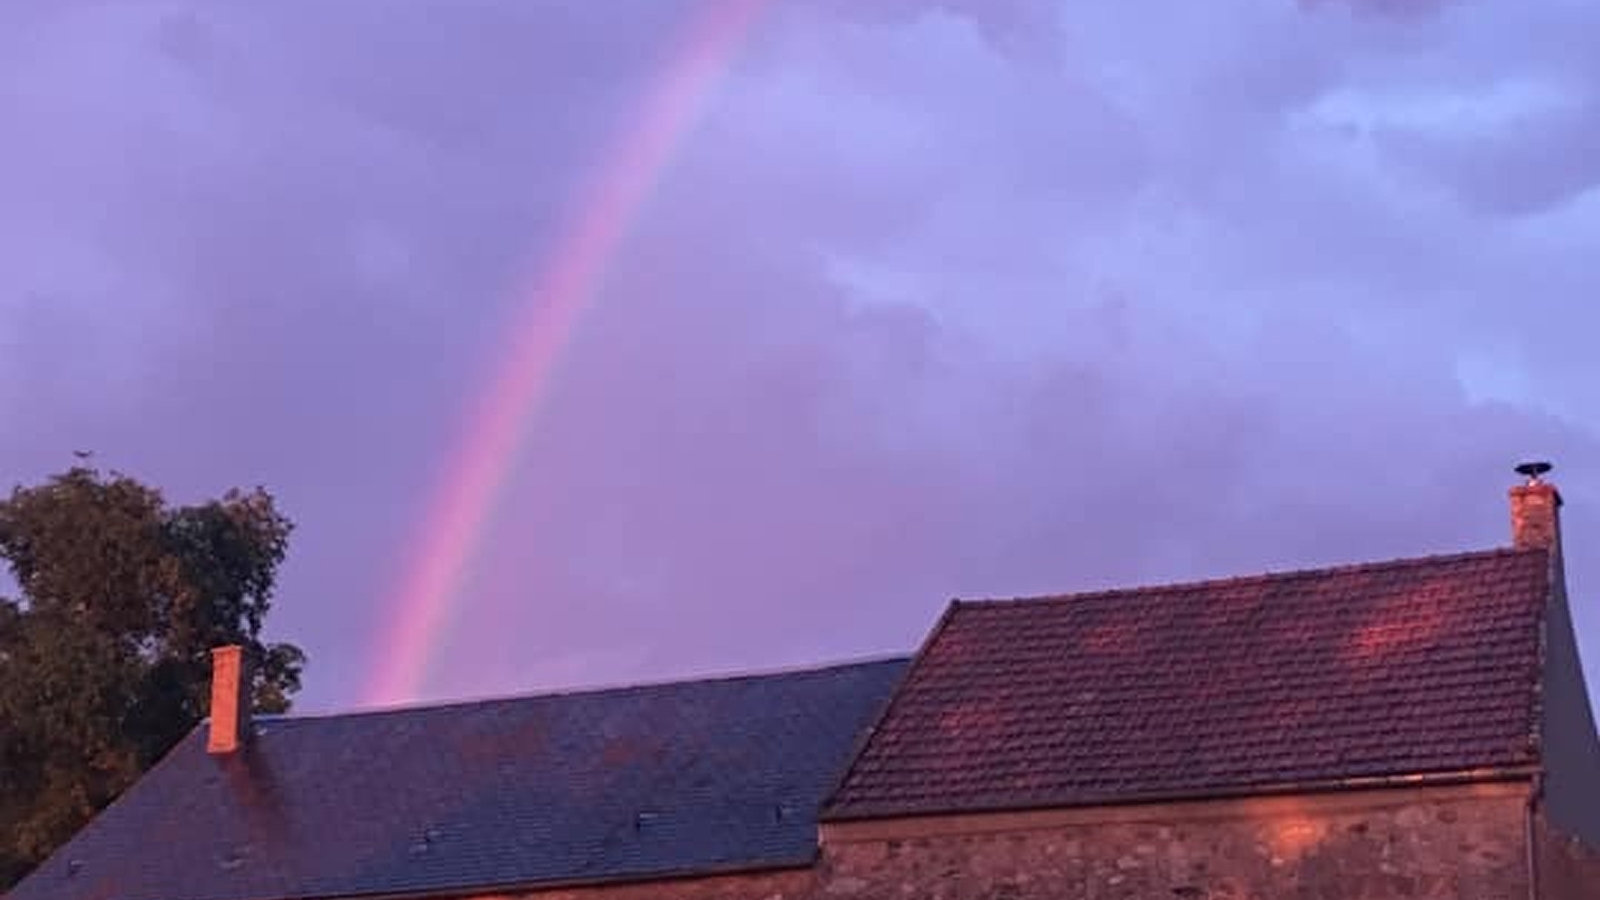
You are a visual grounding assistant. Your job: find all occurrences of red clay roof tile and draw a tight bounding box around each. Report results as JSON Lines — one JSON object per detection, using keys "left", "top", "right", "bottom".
{"left": 824, "top": 548, "right": 1550, "bottom": 820}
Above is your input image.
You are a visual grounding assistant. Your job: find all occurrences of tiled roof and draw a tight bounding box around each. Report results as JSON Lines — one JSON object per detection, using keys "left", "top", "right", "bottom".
{"left": 12, "top": 658, "right": 907, "bottom": 900}
{"left": 825, "top": 548, "right": 1550, "bottom": 820}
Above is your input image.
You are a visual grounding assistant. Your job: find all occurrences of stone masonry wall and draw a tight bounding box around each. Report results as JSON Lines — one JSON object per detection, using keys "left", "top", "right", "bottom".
{"left": 818, "top": 782, "right": 1534, "bottom": 900}
{"left": 465, "top": 784, "right": 1542, "bottom": 900}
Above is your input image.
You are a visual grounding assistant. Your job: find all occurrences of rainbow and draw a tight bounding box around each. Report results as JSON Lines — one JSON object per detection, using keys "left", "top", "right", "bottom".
{"left": 365, "top": 0, "right": 768, "bottom": 705}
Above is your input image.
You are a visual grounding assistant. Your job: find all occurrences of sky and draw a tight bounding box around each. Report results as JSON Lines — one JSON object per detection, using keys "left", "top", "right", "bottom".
{"left": 1, "top": 0, "right": 1598, "bottom": 712}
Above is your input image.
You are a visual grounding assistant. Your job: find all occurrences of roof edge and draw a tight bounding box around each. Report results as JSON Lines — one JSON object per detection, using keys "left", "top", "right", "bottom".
{"left": 9, "top": 719, "right": 211, "bottom": 893}
{"left": 208, "top": 855, "right": 821, "bottom": 900}
{"left": 286, "top": 653, "right": 914, "bottom": 721}
{"left": 820, "top": 600, "right": 961, "bottom": 817}
{"left": 956, "top": 545, "right": 1541, "bottom": 608}
{"left": 820, "top": 764, "right": 1541, "bottom": 823}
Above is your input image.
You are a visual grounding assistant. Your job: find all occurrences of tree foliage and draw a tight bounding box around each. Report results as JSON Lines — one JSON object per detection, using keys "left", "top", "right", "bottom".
{"left": 0, "top": 466, "right": 304, "bottom": 887}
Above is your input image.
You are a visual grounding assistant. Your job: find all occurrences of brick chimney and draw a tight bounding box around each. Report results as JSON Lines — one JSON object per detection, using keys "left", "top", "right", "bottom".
{"left": 1510, "top": 461, "right": 1563, "bottom": 553}
{"left": 207, "top": 645, "right": 251, "bottom": 755}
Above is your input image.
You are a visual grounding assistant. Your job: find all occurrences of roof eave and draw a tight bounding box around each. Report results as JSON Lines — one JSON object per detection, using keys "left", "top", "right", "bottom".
{"left": 181, "top": 855, "right": 822, "bottom": 900}
{"left": 820, "top": 763, "right": 1542, "bottom": 823}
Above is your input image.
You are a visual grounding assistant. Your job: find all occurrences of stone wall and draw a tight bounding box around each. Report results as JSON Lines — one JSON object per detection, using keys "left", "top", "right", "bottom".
{"left": 468, "top": 783, "right": 1553, "bottom": 900}
{"left": 818, "top": 781, "right": 1534, "bottom": 900}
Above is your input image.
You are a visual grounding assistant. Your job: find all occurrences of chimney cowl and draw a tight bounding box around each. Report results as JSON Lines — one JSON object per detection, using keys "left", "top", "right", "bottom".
{"left": 207, "top": 645, "right": 252, "bottom": 755}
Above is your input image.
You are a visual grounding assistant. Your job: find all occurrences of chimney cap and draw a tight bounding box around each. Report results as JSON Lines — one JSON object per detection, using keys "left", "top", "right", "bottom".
{"left": 1515, "top": 461, "right": 1554, "bottom": 484}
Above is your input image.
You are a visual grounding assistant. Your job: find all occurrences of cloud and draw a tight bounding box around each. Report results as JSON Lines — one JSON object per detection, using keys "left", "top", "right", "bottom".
{"left": 1, "top": 0, "right": 1597, "bottom": 709}
{"left": 1300, "top": 0, "right": 1458, "bottom": 18}
{"left": 1377, "top": 92, "right": 1600, "bottom": 216}
{"left": 790, "top": 0, "right": 1062, "bottom": 58}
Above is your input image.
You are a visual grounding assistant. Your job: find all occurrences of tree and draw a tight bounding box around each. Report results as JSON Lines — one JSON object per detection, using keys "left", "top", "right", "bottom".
{"left": 0, "top": 466, "right": 304, "bottom": 887}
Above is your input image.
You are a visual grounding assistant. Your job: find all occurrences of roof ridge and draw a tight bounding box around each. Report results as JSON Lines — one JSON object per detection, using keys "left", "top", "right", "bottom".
{"left": 271, "top": 653, "right": 913, "bottom": 722}
{"left": 957, "top": 544, "right": 1540, "bottom": 608}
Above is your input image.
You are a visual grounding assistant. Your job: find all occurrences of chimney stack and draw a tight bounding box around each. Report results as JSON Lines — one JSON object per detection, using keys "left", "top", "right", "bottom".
{"left": 207, "top": 645, "right": 251, "bottom": 755}
{"left": 1510, "top": 461, "right": 1563, "bottom": 553}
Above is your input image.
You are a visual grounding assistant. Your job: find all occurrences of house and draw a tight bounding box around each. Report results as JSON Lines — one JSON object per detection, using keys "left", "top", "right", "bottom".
{"left": 11, "top": 465, "right": 1600, "bottom": 899}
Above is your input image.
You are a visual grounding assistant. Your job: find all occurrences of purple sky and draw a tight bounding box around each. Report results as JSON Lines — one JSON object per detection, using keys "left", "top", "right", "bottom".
{"left": 2, "top": 0, "right": 1598, "bottom": 712}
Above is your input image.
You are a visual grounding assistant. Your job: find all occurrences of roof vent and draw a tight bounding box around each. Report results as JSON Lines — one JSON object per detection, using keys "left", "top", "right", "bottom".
{"left": 409, "top": 826, "right": 443, "bottom": 855}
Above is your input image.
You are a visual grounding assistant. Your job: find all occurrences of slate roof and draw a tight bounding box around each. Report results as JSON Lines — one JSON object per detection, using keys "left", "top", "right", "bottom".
{"left": 12, "top": 657, "right": 907, "bottom": 900}
{"left": 825, "top": 548, "right": 1551, "bottom": 820}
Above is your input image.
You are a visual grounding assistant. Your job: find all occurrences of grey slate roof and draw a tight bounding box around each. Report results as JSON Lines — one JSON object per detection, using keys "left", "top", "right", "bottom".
{"left": 11, "top": 657, "right": 908, "bottom": 900}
